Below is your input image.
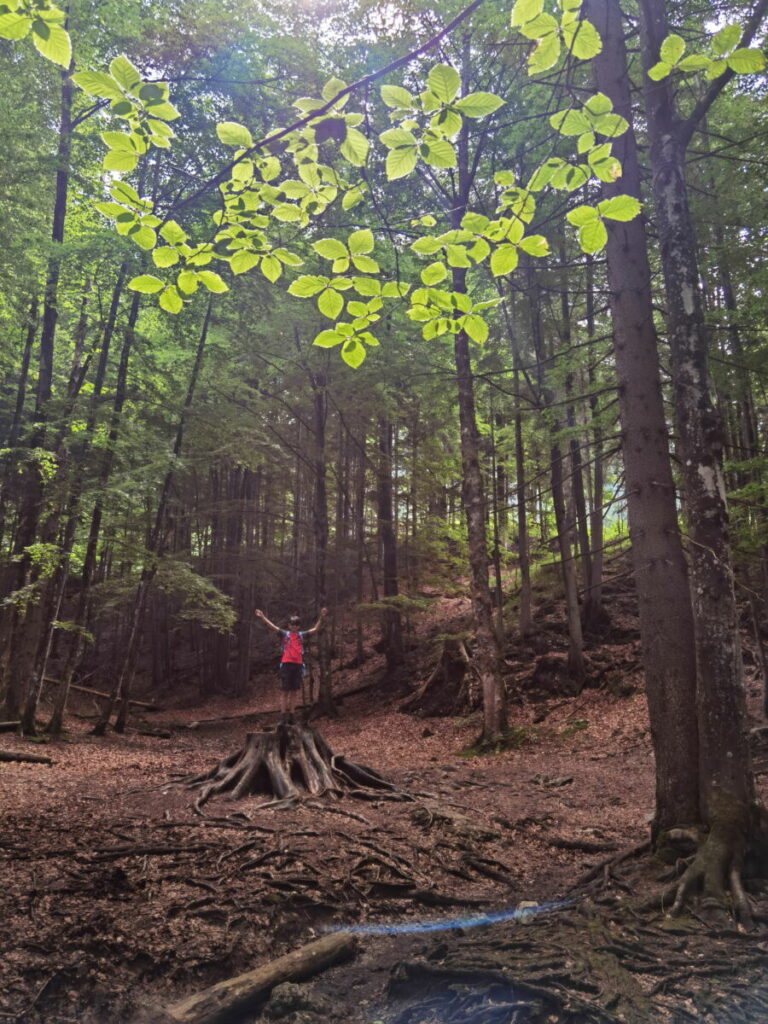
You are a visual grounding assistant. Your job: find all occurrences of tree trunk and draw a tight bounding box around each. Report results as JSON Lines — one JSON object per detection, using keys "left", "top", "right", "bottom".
{"left": 448, "top": 75, "right": 506, "bottom": 742}
{"left": 353, "top": 426, "right": 368, "bottom": 664}
{"left": 638, "top": 4, "right": 757, "bottom": 868}
{"left": 637, "top": 0, "right": 755, "bottom": 848}
{"left": 550, "top": 437, "right": 585, "bottom": 682}
{"left": 585, "top": 256, "right": 605, "bottom": 615}
{"left": 47, "top": 291, "right": 140, "bottom": 735}
{"left": 489, "top": 405, "right": 505, "bottom": 643}
{"left": 513, "top": 366, "right": 532, "bottom": 637}
{"left": 377, "top": 416, "right": 404, "bottom": 671}
{"left": 585, "top": 0, "right": 702, "bottom": 832}
{"left": 527, "top": 264, "right": 585, "bottom": 681}
{"left": 93, "top": 299, "right": 211, "bottom": 736}
{"left": 559, "top": 248, "right": 594, "bottom": 627}
{"left": 0, "top": 299, "right": 37, "bottom": 573}
{"left": 6, "top": 299, "right": 37, "bottom": 450}
{"left": 21, "top": 264, "right": 128, "bottom": 733}
{"left": 310, "top": 369, "right": 333, "bottom": 715}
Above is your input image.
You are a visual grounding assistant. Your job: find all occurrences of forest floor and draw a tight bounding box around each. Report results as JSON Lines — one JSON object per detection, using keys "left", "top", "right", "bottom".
{"left": 2, "top": 578, "right": 768, "bottom": 1024}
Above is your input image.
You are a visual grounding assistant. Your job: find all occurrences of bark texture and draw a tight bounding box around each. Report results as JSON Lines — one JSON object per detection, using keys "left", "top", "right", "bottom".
{"left": 637, "top": 0, "right": 755, "bottom": 831}
{"left": 586, "top": 0, "right": 701, "bottom": 832}
{"left": 166, "top": 932, "right": 357, "bottom": 1024}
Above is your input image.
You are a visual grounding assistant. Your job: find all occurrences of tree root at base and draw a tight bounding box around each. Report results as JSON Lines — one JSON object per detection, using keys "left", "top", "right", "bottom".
{"left": 640, "top": 808, "right": 768, "bottom": 928}
{"left": 665, "top": 837, "right": 751, "bottom": 926}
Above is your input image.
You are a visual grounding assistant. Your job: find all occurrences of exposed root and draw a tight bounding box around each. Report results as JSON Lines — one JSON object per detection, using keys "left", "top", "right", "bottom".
{"left": 176, "top": 722, "right": 399, "bottom": 811}
{"left": 663, "top": 821, "right": 755, "bottom": 926}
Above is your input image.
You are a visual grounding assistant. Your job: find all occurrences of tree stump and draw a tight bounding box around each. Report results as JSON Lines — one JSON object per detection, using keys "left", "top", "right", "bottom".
{"left": 399, "top": 637, "right": 471, "bottom": 716}
{"left": 180, "top": 721, "right": 398, "bottom": 810}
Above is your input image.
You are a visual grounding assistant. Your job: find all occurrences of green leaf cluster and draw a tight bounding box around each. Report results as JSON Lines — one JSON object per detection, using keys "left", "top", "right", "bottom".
{"left": 511, "top": 0, "right": 602, "bottom": 74}
{"left": 647, "top": 26, "right": 766, "bottom": 81}
{"left": 566, "top": 194, "right": 642, "bottom": 253}
{"left": 0, "top": 0, "right": 71, "bottom": 67}
{"left": 379, "top": 63, "right": 503, "bottom": 181}
{"left": 74, "top": 56, "right": 179, "bottom": 173}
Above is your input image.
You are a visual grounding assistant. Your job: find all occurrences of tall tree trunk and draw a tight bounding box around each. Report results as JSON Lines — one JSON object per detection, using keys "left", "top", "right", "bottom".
{"left": 377, "top": 417, "right": 404, "bottom": 671}
{"left": 448, "top": 60, "right": 506, "bottom": 742}
{"left": 354, "top": 429, "right": 367, "bottom": 665}
{"left": 585, "top": 256, "right": 605, "bottom": 613}
{"left": 528, "top": 265, "right": 585, "bottom": 680}
{"left": 6, "top": 299, "right": 37, "bottom": 450}
{"left": 560, "top": 248, "right": 594, "bottom": 626}
{"left": 551, "top": 435, "right": 585, "bottom": 681}
{"left": 513, "top": 368, "right": 532, "bottom": 637}
{"left": 637, "top": 0, "right": 755, "bottom": 841}
{"left": 585, "top": 0, "right": 701, "bottom": 832}
{"left": 489, "top": 404, "right": 505, "bottom": 642}
{"left": 35, "top": 67, "right": 73, "bottom": 415}
{"left": 311, "top": 369, "right": 333, "bottom": 715}
{"left": 0, "top": 300, "right": 37, "bottom": 557}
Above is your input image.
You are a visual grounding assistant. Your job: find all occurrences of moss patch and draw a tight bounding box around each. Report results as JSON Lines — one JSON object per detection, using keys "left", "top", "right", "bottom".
{"left": 459, "top": 724, "right": 538, "bottom": 757}
{"left": 560, "top": 717, "right": 589, "bottom": 739}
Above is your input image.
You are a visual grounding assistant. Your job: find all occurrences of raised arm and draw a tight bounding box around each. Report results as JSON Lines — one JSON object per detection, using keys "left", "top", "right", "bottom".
{"left": 254, "top": 609, "right": 282, "bottom": 634}
{"left": 304, "top": 607, "right": 328, "bottom": 636}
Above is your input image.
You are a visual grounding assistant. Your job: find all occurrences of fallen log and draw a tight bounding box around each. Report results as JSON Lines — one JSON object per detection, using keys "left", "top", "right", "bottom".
{"left": 166, "top": 931, "right": 357, "bottom": 1024}
{"left": 0, "top": 750, "right": 53, "bottom": 765}
{"left": 42, "top": 677, "right": 160, "bottom": 711}
{"left": 335, "top": 680, "right": 380, "bottom": 703}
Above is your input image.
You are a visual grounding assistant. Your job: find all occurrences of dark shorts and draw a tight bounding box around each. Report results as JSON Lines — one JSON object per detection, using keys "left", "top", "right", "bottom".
{"left": 280, "top": 662, "right": 303, "bottom": 692}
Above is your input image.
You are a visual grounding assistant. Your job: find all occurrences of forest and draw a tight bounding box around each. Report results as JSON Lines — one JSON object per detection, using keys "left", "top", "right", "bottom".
{"left": 1, "top": 0, "right": 768, "bottom": 1020}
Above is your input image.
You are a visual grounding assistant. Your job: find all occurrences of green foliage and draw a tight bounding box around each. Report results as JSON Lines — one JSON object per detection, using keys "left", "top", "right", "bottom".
{"left": 512, "top": 0, "right": 601, "bottom": 73}
{"left": 21, "top": 541, "right": 60, "bottom": 578}
{"left": 566, "top": 195, "right": 642, "bottom": 253}
{"left": 0, "top": 0, "right": 71, "bottom": 67}
{"left": 154, "top": 559, "right": 236, "bottom": 633}
{"left": 354, "top": 594, "right": 432, "bottom": 615}
{"left": 647, "top": 25, "right": 765, "bottom": 81}
{"left": 560, "top": 718, "right": 589, "bottom": 738}
{"left": 51, "top": 620, "right": 94, "bottom": 643}
{"left": 74, "top": 57, "right": 179, "bottom": 173}
{"left": 1, "top": 0, "right": 756, "bottom": 383}
{"left": 461, "top": 725, "right": 538, "bottom": 756}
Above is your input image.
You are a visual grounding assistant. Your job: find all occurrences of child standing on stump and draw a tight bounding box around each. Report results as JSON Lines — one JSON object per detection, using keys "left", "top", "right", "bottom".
{"left": 254, "top": 607, "right": 327, "bottom": 720}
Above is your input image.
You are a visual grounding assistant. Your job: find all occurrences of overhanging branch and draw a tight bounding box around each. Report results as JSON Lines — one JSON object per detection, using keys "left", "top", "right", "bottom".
{"left": 166, "top": 0, "right": 489, "bottom": 217}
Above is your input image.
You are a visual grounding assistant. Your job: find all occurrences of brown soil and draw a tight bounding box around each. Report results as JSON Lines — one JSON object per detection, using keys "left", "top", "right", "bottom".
{"left": 1, "top": 590, "right": 767, "bottom": 1023}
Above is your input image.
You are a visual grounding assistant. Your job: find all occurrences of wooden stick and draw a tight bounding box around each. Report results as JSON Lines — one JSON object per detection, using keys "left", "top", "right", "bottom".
{"left": 42, "top": 677, "right": 159, "bottom": 710}
{"left": 166, "top": 932, "right": 357, "bottom": 1024}
{"left": 0, "top": 750, "right": 53, "bottom": 765}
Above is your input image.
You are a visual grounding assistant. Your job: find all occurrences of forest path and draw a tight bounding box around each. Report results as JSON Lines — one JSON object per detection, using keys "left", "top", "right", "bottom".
{"left": 1, "top": 681, "right": 765, "bottom": 1023}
